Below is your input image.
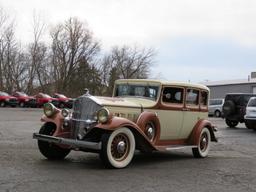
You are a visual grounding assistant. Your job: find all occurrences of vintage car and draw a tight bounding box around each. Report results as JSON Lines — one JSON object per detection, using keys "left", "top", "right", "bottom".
{"left": 33, "top": 79, "right": 217, "bottom": 168}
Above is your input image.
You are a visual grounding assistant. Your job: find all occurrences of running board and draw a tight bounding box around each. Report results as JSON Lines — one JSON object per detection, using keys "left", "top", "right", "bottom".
{"left": 155, "top": 145, "right": 197, "bottom": 152}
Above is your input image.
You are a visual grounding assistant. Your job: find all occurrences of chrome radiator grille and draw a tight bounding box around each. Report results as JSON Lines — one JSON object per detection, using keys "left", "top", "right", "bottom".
{"left": 71, "top": 96, "right": 102, "bottom": 139}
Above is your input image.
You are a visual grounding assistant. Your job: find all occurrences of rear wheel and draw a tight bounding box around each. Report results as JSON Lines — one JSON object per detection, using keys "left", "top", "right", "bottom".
{"left": 38, "top": 124, "right": 70, "bottom": 160}
{"left": 100, "top": 128, "right": 135, "bottom": 168}
{"left": 214, "top": 110, "right": 221, "bottom": 117}
{"left": 192, "top": 127, "right": 211, "bottom": 158}
{"left": 144, "top": 122, "right": 156, "bottom": 142}
{"left": 225, "top": 119, "right": 239, "bottom": 128}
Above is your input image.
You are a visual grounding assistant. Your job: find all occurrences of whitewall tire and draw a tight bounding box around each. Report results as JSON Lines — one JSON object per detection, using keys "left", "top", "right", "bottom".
{"left": 192, "top": 127, "right": 211, "bottom": 158}
{"left": 100, "top": 128, "right": 135, "bottom": 168}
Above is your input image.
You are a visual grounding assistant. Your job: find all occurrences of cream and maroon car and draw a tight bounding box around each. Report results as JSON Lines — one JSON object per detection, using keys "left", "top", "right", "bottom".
{"left": 33, "top": 79, "right": 217, "bottom": 168}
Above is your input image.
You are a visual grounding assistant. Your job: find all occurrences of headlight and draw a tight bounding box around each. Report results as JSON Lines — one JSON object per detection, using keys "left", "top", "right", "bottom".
{"left": 25, "top": 99, "right": 29, "bottom": 102}
{"left": 97, "top": 108, "right": 110, "bottom": 123}
{"left": 44, "top": 103, "right": 57, "bottom": 117}
{"left": 61, "top": 108, "right": 70, "bottom": 117}
{"left": 5, "top": 98, "right": 9, "bottom": 101}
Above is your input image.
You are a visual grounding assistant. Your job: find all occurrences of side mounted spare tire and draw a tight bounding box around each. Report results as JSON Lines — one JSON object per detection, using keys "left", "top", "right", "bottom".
{"left": 223, "top": 100, "right": 236, "bottom": 116}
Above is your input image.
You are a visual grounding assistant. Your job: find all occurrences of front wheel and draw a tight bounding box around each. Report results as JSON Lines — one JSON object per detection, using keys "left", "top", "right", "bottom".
{"left": 38, "top": 124, "right": 70, "bottom": 160}
{"left": 19, "top": 102, "right": 25, "bottom": 107}
{"left": 225, "top": 119, "right": 238, "bottom": 128}
{"left": 0, "top": 101, "right": 5, "bottom": 107}
{"left": 100, "top": 128, "right": 135, "bottom": 169}
{"left": 192, "top": 127, "right": 211, "bottom": 158}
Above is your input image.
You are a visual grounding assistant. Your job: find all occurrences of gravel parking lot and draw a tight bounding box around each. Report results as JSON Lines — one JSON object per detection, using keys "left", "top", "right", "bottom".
{"left": 0, "top": 108, "right": 256, "bottom": 192}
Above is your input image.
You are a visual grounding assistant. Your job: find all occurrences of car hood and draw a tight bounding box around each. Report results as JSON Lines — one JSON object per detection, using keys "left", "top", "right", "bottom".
{"left": 93, "top": 96, "right": 157, "bottom": 108}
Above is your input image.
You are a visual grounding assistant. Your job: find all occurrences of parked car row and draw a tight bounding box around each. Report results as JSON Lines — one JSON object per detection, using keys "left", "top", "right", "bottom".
{"left": 0, "top": 91, "right": 73, "bottom": 108}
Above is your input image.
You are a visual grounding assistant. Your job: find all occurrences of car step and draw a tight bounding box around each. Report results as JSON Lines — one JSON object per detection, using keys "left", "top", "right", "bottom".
{"left": 155, "top": 145, "right": 197, "bottom": 151}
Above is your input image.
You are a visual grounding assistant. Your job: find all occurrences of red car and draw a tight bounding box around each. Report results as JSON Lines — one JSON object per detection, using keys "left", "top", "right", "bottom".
{"left": 0, "top": 91, "right": 18, "bottom": 107}
{"left": 35, "top": 93, "right": 59, "bottom": 108}
{"left": 12, "top": 92, "right": 37, "bottom": 107}
{"left": 52, "top": 93, "right": 73, "bottom": 108}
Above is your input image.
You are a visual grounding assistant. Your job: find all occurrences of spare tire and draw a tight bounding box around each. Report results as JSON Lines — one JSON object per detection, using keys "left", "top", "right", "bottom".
{"left": 223, "top": 100, "right": 236, "bottom": 116}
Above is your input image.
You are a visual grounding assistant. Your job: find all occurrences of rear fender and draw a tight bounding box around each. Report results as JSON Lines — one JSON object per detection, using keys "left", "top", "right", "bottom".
{"left": 189, "top": 119, "right": 217, "bottom": 145}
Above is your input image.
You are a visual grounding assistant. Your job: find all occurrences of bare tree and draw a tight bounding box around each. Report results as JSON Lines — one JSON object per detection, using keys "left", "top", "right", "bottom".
{"left": 50, "top": 17, "right": 100, "bottom": 95}
{"left": 101, "top": 45, "right": 155, "bottom": 95}
{"left": 26, "top": 12, "right": 48, "bottom": 94}
{"left": 0, "top": 7, "right": 9, "bottom": 90}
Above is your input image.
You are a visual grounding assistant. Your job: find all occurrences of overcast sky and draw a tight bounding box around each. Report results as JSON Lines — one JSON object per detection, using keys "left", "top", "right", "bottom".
{"left": 1, "top": 0, "right": 256, "bottom": 83}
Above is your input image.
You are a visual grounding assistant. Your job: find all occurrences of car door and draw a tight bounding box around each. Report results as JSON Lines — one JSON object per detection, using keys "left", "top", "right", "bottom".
{"left": 180, "top": 88, "right": 200, "bottom": 139}
{"left": 156, "top": 86, "right": 185, "bottom": 140}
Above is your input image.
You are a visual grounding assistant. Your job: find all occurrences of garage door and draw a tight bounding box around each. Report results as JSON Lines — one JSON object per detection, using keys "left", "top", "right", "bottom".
{"left": 253, "top": 87, "right": 256, "bottom": 94}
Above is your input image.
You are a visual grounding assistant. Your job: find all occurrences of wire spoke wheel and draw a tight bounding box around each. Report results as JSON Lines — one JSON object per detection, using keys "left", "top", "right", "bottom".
{"left": 100, "top": 128, "right": 135, "bottom": 168}
{"left": 192, "top": 127, "right": 211, "bottom": 158}
{"left": 199, "top": 132, "right": 209, "bottom": 152}
{"left": 111, "top": 133, "right": 130, "bottom": 161}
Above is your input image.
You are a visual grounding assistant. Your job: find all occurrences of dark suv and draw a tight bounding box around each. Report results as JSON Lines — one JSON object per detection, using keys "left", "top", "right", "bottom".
{"left": 222, "top": 93, "right": 256, "bottom": 128}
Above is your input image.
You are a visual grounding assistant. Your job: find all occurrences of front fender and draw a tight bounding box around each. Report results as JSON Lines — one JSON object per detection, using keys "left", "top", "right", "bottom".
{"left": 40, "top": 112, "right": 65, "bottom": 137}
{"left": 96, "top": 117, "right": 157, "bottom": 150}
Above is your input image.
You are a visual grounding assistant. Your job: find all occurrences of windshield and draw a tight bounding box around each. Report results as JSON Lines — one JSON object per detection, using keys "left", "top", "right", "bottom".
{"left": 114, "top": 84, "right": 159, "bottom": 101}
{"left": 248, "top": 98, "right": 256, "bottom": 107}
{"left": 0, "top": 92, "right": 9, "bottom": 96}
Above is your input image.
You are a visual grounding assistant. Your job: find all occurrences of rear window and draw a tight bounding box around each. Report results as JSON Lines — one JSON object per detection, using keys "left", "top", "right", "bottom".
{"left": 209, "top": 99, "right": 223, "bottom": 105}
{"left": 200, "top": 91, "right": 208, "bottom": 106}
{"left": 248, "top": 98, "right": 256, "bottom": 107}
{"left": 186, "top": 89, "right": 199, "bottom": 105}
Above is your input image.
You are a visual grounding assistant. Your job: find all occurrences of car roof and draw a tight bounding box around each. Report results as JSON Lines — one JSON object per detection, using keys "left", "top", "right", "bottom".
{"left": 115, "top": 79, "right": 209, "bottom": 91}
{"left": 226, "top": 93, "right": 256, "bottom": 96}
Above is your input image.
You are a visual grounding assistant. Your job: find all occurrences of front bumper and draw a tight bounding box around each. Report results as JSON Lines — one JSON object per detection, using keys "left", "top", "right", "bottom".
{"left": 33, "top": 133, "right": 101, "bottom": 151}
{"left": 244, "top": 116, "right": 256, "bottom": 121}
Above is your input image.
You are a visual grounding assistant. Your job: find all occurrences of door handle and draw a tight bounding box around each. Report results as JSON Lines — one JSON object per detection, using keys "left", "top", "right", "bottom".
{"left": 182, "top": 108, "right": 190, "bottom": 111}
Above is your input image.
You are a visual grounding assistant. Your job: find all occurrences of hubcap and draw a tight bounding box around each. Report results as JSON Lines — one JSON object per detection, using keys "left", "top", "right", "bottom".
{"left": 117, "top": 141, "right": 126, "bottom": 153}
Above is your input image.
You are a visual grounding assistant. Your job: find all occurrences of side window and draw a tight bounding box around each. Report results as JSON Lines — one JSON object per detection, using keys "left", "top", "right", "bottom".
{"left": 186, "top": 89, "right": 199, "bottom": 105}
{"left": 200, "top": 91, "right": 208, "bottom": 106}
{"left": 162, "top": 87, "right": 184, "bottom": 104}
